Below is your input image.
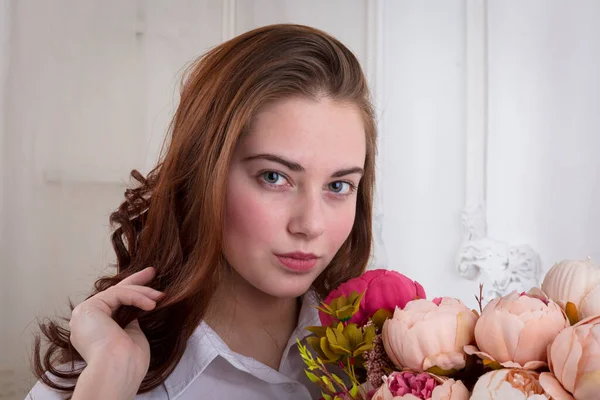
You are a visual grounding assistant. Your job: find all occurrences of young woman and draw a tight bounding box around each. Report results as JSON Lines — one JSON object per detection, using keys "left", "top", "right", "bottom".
{"left": 28, "top": 23, "right": 377, "bottom": 400}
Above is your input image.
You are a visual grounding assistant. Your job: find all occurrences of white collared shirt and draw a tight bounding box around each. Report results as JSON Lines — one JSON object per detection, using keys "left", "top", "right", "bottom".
{"left": 27, "top": 293, "right": 323, "bottom": 400}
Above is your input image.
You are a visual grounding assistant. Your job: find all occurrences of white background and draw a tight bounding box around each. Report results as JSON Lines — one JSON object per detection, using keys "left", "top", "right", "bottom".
{"left": 1, "top": 1, "right": 599, "bottom": 398}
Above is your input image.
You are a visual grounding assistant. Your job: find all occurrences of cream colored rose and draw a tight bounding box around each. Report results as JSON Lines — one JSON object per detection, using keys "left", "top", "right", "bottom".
{"left": 542, "top": 258, "right": 600, "bottom": 321}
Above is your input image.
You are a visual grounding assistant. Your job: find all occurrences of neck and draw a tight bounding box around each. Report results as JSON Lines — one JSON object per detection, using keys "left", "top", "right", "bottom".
{"left": 204, "top": 269, "right": 300, "bottom": 370}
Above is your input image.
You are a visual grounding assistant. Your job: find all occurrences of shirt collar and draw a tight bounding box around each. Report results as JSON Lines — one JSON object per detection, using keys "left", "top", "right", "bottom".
{"left": 163, "top": 290, "right": 321, "bottom": 398}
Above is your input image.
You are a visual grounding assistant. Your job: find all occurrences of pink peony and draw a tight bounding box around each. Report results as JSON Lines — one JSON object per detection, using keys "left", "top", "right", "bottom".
{"left": 539, "top": 315, "right": 600, "bottom": 400}
{"left": 465, "top": 288, "right": 568, "bottom": 370}
{"left": 320, "top": 269, "right": 426, "bottom": 326}
{"left": 382, "top": 372, "right": 437, "bottom": 399}
{"left": 471, "top": 369, "right": 551, "bottom": 399}
{"left": 383, "top": 297, "right": 478, "bottom": 371}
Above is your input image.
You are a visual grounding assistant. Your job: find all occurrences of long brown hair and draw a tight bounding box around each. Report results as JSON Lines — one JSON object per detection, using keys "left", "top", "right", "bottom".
{"left": 32, "top": 23, "right": 377, "bottom": 394}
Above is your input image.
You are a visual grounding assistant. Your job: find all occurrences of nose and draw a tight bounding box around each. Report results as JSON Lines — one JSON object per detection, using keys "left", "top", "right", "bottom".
{"left": 288, "top": 189, "right": 325, "bottom": 240}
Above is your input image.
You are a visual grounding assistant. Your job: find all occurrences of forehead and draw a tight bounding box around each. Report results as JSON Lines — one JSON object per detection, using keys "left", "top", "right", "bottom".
{"left": 237, "top": 96, "right": 367, "bottom": 169}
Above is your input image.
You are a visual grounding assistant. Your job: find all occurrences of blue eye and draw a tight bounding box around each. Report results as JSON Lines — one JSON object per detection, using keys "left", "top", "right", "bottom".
{"left": 328, "top": 181, "right": 352, "bottom": 194}
{"left": 262, "top": 171, "right": 285, "bottom": 185}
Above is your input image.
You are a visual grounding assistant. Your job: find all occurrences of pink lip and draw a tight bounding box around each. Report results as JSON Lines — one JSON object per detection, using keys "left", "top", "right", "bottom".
{"left": 275, "top": 252, "right": 319, "bottom": 273}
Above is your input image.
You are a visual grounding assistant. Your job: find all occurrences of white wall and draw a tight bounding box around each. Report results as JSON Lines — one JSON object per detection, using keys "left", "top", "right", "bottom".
{"left": 486, "top": 0, "right": 600, "bottom": 265}
{"left": 378, "top": 0, "right": 474, "bottom": 300}
{"left": 141, "top": 0, "right": 224, "bottom": 174}
{"left": 1, "top": 1, "right": 146, "bottom": 397}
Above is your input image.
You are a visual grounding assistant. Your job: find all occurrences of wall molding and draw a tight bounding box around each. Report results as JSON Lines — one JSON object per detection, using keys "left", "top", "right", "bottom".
{"left": 366, "top": 0, "right": 383, "bottom": 115}
{"left": 365, "top": 0, "right": 387, "bottom": 269}
{"left": 456, "top": 0, "right": 542, "bottom": 300}
{"left": 221, "top": 0, "right": 237, "bottom": 42}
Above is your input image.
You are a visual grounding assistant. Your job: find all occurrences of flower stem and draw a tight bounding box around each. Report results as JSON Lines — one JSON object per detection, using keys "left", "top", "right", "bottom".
{"left": 343, "top": 356, "right": 366, "bottom": 399}
{"left": 316, "top": 359, "right": 354, "bottom": 399}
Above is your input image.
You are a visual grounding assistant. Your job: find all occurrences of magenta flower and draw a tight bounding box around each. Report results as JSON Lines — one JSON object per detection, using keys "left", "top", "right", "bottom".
{"left": 319, "top": 269, "right": 426, "bottom": 326}
{"left": 389, "top": 372, "right": 437, "bottom": 398}
{"left": 372, "top": 372, "right": 469, "bottom": 400}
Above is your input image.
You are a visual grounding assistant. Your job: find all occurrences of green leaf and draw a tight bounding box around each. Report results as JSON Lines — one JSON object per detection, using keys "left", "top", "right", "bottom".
{"left": 306, "top": 325, "right": 329, "bottom": 337}
{"left": 340, "top": 290, "right": 365, "bottom": 320}
{"left": 347, "top": 290, "right": 361, "bottom": 304}
{"left": 371, "top": 308, "right": 393, "bottom": 330}
{"left": 320, "top": 336, "right": 343, "bottom": 361}
{"left": 321, "top": 376, "right": 336, "bottom": 392}
{"left": 322, "top": 394, "right": 333, "bottom": 400}
{"left": 330, "top": 295, "right": 348, "bottom": 311}
{"left": 426, "top": 365, "right": 459, "bottom": 376}
{"left": 344, "top": 323, "right": 363, "bottom": 348}
{"left": 331, "top": 373, "right": 347, "bottom": 390}
{"left": 335, "top": 304, "right": 358, "bottom": 321}
{"left": 352, "top": 342, "right": 374, "bottom": 357}
{"left": 350, "top": 383, "right": 359, "bottom": 397}
{"left": 332, "top": 323, "right": 350, "bottom": 347}
{"left": 316, "top": 304, "right": 335, "bottom": 315}
{"left": 305, "top": 371, "right": 321, "bottom": 384}
{"left": 306, "top": 336, "right": 324, "bottom": 361}
{"left": 363, "top": 323, "right": 376, "bottom": 344}
{"left": 351, "top": 290, "right": 366, "bottom": 307}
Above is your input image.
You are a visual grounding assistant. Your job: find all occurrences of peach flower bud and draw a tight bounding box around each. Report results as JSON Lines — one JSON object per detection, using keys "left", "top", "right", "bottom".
{"left": 430, "top": 378, "right": 470, "bottom": 400}
{"left": 382, "top": 297, "right": 478, "bottom": 372}
{"left": 465, "top": 288, "right": 568, "bottom": 369}
{"left": 539, "top": 315, "right": 600, "bottom": 400}
{"left": 471, "top": 369, "right": 551, "bottom": 399}
{"left": 541, "top": 258, "right": 600, "bottom": 322}
{"left": 371, "top": 371, "right": 469, "bottom": 400}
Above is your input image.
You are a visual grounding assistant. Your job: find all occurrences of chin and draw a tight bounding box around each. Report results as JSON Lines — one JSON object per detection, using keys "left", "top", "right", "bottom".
{"left": 256, "top": 270, "right": 320, "bottom": 299}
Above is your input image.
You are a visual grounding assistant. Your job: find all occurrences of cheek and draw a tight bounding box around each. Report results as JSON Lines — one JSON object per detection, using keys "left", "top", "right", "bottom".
{"left": 325, "top": 203, "right": 357, "bottom": 251}
{"left": 223, "top": 180, "right": 284, "bottom": 248}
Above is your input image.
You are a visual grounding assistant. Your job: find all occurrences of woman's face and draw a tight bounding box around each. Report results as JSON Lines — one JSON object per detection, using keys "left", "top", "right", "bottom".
{"left": 223, "top": 96, "right": 367, "bottom": 299}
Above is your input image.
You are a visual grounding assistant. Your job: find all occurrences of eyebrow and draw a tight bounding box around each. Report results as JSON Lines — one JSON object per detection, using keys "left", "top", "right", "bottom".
{"left": 243, "top": 153, "right": 364, "bottom": 177}
{"left": 331, "top": 167, "right": 365, "bottom": 178}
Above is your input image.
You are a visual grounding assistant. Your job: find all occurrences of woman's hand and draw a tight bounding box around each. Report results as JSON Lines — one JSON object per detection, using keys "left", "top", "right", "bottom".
{"left": 69, "top": 267, "right": 163, "bottom": 399}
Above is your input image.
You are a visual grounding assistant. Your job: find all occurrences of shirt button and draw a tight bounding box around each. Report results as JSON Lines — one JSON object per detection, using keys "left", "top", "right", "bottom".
{"left": 283, "top": 383, "right": 298, "bottom": 393}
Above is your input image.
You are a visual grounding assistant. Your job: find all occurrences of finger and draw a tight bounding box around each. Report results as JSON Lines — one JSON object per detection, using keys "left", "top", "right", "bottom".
{"left": 124, "top": 318, "right": 142, "bottom": 334}
{"left": 119, "top": 284, "right": 164, "bottom": 300}
{"left": 92, "top": 287, "right": 158, "bottom": 314}
{"left": 117, "top": 267, "right": 156, "bottom": 287}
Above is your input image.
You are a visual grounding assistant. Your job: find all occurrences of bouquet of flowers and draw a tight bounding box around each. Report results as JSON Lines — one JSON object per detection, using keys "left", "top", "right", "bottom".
{"left": 298, "top": 258, "right": 600, "bottom": 400}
